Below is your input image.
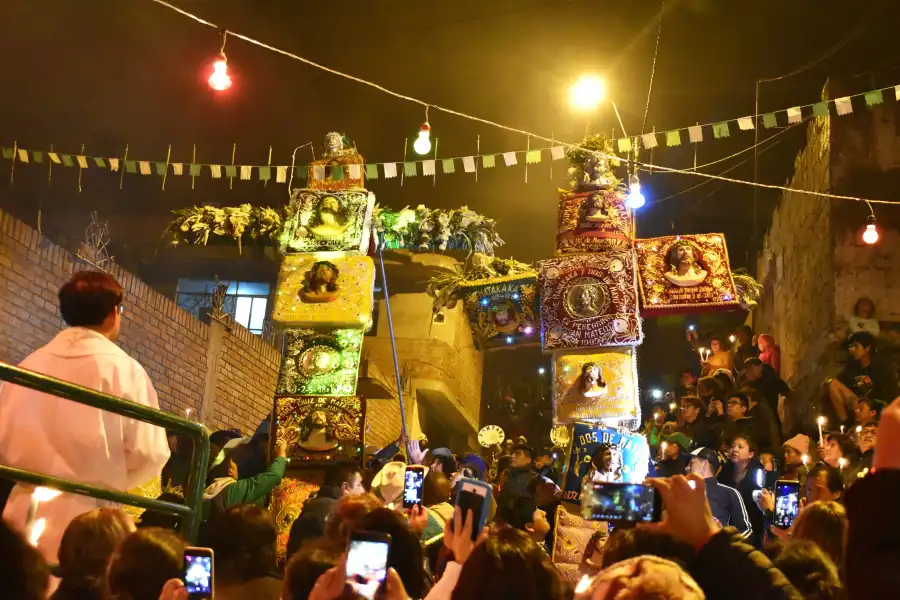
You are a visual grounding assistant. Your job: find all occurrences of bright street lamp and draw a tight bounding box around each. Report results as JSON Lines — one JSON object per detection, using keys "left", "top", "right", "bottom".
{"left": 569, "top": 75, "right": 607, "bottom": 111}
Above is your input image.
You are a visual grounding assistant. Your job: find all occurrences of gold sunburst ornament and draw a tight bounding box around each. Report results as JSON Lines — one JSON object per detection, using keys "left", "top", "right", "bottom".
{"left": 550, "top": 425, "right": 571, "bottom": 448}
{"left": 478, "top": 425, "right": 505, "bottom": 448}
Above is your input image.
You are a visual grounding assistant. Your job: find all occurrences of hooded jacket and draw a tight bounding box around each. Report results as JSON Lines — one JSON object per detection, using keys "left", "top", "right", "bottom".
{"left": 0, "top": 328, "right": 170, "bottom": 563}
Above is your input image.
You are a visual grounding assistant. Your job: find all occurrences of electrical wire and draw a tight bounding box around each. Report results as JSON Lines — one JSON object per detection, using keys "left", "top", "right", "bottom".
{"left": 147, "top": 0, "right": 900, "bottom": 207}
{"left": 648, "top": 124, "right": 799, "bottom": 205}
{"left": 640, "top": 0, "right": 665, "bottom": 136}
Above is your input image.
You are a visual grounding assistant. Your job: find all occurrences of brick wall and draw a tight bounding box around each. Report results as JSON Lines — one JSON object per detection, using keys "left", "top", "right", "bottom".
{"left": 0, "top": 208, "right": 279, "bottom": 434}
{"left": 210, "top": 320, "right": 281, "bottom": 434}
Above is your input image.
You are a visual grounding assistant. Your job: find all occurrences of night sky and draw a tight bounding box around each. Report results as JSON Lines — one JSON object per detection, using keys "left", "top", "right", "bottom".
{"left": 1, "top": 0, "right": 897, "bottom": 408}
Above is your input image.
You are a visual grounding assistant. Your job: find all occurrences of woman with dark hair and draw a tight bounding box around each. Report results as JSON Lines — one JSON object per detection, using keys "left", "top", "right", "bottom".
{"left": 200, "top": 504, "right": 281, "bottom": 600}
{"left": 450, "top": 527, "right": 567, "bottom": 600}
{"left": 848, "top": 297, "right": 879, "bottom": 336}
{"left": 718, "top": 435, "right": 766, "bottom": 548}
{"left": 702, "top": 336, "right": 735, "bottom": 375}
{"left": 52, "top": 508, "right": 135, "bottom": 600}
{"left": 820, "top": 433, "right": 860, "bottom": 487}
{"left": 283, "top": 540, "right": 342, "bottom": 600}
{"left": 106, "top": 528, "right": 184, "bottom": 600}
{"left": 763, "top": 539, "right": 845, "bottom": 600}
{"left": 354, "top": 507, "right": 430, "bottom": 598}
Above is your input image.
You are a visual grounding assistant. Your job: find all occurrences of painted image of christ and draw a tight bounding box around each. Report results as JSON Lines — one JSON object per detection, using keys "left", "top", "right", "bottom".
{"left": 309, "top": 196, "right": 349, "bottom": 238}
{"left": 298, "top": 410, "right": 338, "bottom": 452}
{"left": 663, "top": 242, "right": 708, "bottom": 288}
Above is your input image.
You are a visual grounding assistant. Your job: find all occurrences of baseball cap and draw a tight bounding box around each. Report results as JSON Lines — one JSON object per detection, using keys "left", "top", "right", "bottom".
{"left": 691, "top": 447, "right": 719, "bottom": 471}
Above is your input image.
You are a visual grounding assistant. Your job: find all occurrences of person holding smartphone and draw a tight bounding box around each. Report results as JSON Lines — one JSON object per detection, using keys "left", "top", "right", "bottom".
{"left": 688, "top": 448, "right": 752, "bottom": 539}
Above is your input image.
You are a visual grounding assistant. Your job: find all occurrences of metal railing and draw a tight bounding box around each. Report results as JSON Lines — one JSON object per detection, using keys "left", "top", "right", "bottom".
{"left": 0, "top": 361, "right": 210, "bottom": 542}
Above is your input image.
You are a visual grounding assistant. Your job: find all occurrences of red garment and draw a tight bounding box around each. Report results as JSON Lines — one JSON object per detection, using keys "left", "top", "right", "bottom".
{"left": 758, "top": 334, "right": 781, "bottom": 374}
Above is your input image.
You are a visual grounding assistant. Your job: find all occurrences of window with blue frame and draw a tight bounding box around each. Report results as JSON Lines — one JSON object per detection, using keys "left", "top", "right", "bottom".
{"left": 176, "top": 279, "right": 270, "bottom": 335}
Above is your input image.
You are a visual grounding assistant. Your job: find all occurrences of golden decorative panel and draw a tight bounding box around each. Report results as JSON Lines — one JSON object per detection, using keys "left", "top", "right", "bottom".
{"left": 552, "top": 347, "right": 639, "bottom": 425}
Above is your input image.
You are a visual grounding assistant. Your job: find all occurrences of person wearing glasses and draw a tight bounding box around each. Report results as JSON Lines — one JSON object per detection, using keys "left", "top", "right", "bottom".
{"left": 0, "top": 270, "right": 170, "bottom": 566}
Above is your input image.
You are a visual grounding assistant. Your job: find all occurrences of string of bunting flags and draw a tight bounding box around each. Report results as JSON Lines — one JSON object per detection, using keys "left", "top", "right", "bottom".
{"left": 1, "top": 84, "right": 897, "bottom": 187}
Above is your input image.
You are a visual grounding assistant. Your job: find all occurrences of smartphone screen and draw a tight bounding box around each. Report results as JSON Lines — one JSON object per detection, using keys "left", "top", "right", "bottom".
{"left": 346, "top": 533, "right": 391, "bottom": 600}
{"left": 183, "top": 547, "right": 213, "bottom": 599}
{"left": 403, "top": 466, "right": 425, "bottom": 508}
{"left": 774, "top": 480, "right": 801, "bottom": 529}
{"left": 582, "top": 482, "right": 661, "bottom": 523}
{"left": 454, "top": 479, "right": 489, "bottom": 540}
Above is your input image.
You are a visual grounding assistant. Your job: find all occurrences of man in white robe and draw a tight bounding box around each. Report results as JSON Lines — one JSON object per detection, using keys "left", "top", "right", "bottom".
{"left": 0, "top": 270, "right": 170, "bottom": 563}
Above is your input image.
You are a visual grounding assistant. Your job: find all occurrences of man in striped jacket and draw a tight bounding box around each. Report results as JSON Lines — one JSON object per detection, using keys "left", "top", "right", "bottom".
{"left": 689, "top": 447, "right": 752, "bottom": 539}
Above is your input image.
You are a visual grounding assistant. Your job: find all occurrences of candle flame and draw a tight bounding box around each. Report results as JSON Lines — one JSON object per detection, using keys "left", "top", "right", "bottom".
{"left": 801, "top": 454, "right": 808, "bottom": 465}
{"left": 29, "top": 518, "right": 47, "bottom": 547}
{"left": 838, "top": 457, "right": 847, "bottom": 468}
{"left": 575, "top": 574, "right": 593, "bottom": 594}
{"left": 817, "top": 416, "right": 826, "bottom": 426}
{"left": 856, "top": 425, "right": 862, "bottom": 433}
{"left": 33, "top": 487, "right": 61, "bottom": 503}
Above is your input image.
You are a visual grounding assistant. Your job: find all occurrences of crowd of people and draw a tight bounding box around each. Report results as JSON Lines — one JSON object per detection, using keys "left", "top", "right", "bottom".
{"left": 2, "top": 275, "right": 900, "bottom": 600}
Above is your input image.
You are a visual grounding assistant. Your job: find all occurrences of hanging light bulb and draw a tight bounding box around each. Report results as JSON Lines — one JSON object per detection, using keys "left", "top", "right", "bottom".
{"left": 208, "top": 56, "right": 232, "bottom": 91}
{"left": 413, "top": 122, "right": 432, "bottom": 155}
{"left": 208, "top": 31, "right": 232, "bottom": 92}
{"left": 626, "top": 173, "right": 645, "bottom": 209}
{"left": 862, "top": 215, "right": 879, "bottom": 245}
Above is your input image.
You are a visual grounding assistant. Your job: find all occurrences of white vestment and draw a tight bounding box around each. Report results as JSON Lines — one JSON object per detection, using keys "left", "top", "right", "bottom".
{"left": 0, "top": 328, "right": 170, "bottom": 563}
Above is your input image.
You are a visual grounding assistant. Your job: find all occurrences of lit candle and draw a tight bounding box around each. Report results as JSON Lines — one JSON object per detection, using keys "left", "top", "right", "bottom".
{"left": 575, "top": 575, "right": 592, "bottom": 595}
{"left": 801, "top": 454, "right": 809, "bottom": 473}
{"left": 856, "top": 425, "right": 862, "bottom": 434}
{"left": 25, "top": 487, "right": 61, "bottom": 545}
{"left": 817, "top": 416, "right": 826, "bottom": 447}
{"left": 669, "top": 402, "right": 677, "bottom": 412}
{"left": 698, "top": 347, "right": 706, "bottom": 361}
{"left": 756, "top": 469, "right": 764, "bottom": 488}
{"left": 660, "top": 441, "right": 668, "bottom": 458}
{"left": 729, "top": 335, "right": 736, "bottom": 343}
{"left": 840, "top": 425, "right": 844, "bottom": 434}
{"left": 838, "top": 457, "right": 847, "bottom": 470}
{"left": 185, "top": 408, "right": 192, "bottom": 419}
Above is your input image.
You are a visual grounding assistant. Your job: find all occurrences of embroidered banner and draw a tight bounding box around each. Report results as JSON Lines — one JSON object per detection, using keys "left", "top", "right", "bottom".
{"left": 561, "top": 423, "right": 650, "bottom": 503}
{"left": 460, "top": 274, "right": 539, "bottom": 349}
{"left": 635, "top": 233, "right": 740, "bottom": 315}
{"left": 277, "top": 329, "right": 364, "bottom": 396}
{"left": 273, "top": 395, "right": 366, "bottom": 464}
{"left": 272, "top": 253, "right": 375, "bottom": 328}
{"left": 556, "top": 189, "right": 632, "bottom": 255}
{"left": 552, "top": 347, "right": 640, "bottom": 426}
{"left": 538, "top": 252, "right": 642, "bottom": 352}
{"left": 279, "top": 189, "right": 374, "bottom": 253}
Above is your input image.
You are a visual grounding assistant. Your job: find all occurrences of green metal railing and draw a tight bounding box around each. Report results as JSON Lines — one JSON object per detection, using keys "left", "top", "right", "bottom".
{"left": 0, "top": 361, "right": 210, "bottom": 542}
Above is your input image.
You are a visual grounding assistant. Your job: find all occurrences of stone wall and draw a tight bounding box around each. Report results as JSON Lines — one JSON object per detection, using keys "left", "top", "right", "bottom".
{"left": 0, "top": 208, "right": 280, "bottom": 433}
{"left": 756, "top": 114, "right": 835, "bottom": 388}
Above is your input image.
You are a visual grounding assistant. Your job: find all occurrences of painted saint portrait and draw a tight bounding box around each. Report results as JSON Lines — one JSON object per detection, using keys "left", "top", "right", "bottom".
{"left": 565, "top": 279, "right": 610, "bottom": 319}
{"left": 298, "top": 410, "right": 338, "bottom": 453}
{"left": 309, "top": 196, "right": 349, "bottom": 239}
{"left": 581, "top": 362, "right": 608, "bottom": 398}
{"left": 299, "top": 260, "right": 340, "bottom": 303}
{"left": 580, "top": 192, "right": 610, "bottom": 223}
{"left": 663, "top": 241, "right": 708, "bottom": 288}
{"left": 490, "top": 300, "right": 521, "bottom": 334}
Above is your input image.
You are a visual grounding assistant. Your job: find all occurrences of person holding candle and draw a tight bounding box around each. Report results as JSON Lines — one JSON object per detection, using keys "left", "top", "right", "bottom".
{"left": 701, "top": 336, "right": 735, "bottom": 376}
{"left": 0, "top": 271, "right": 170, "bottom": 565}
{"left": 820, "top": 432, "right": 859, "bottom": 488}
{"left": 717, "top": 435, "right": 766, "bottom": 548}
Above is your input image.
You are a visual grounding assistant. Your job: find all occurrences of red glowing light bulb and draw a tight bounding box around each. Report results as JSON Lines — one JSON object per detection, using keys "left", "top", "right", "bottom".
{"left": 208, "top": 57, "right": 232, "bottom": 91}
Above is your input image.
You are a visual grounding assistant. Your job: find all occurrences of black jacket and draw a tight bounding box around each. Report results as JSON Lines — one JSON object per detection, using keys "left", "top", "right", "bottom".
{"left": 703, "top": 477, "right": 752, "bottom": 539}
{"left": 285, "top": 485, "right": 343, "bottom": 558}
{"left": 502, "top": 465, "right": 536, "bottom": 498}
{"left": 679, "top": 417, "right": 717, "bottom": 449}
{"left": 656, "top": 453, "right": 690, "bottom": 478}
{"left": 718, "top": 459, "right": 766, "bottom": 548}
{"left": 690, "top": 528, "right": 802, "bottom": 600}
{"left": 845, "top": 469, "right": 900, "bottom": 600}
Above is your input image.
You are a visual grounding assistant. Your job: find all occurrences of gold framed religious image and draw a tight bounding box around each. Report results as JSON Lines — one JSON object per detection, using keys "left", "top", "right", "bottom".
{"left": 636, "top": 233, "right": 740, "bottom": 315}
{"left": 538, "top": 252, "right": 642, "bottom": 352}
{"left": 551, "top": 347, "right": 639, "bottom": 425}
{"left": 556, "top": 189, "right": 633, "bottom": 255}
{"left": 279, "top": 189, "right": 375, "bottom": 253}
{"left": 461, "top": 275, "right": 539, "bottom": 349}
{"left": 272, "top": 395, "right": 366, "bottom": 464}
